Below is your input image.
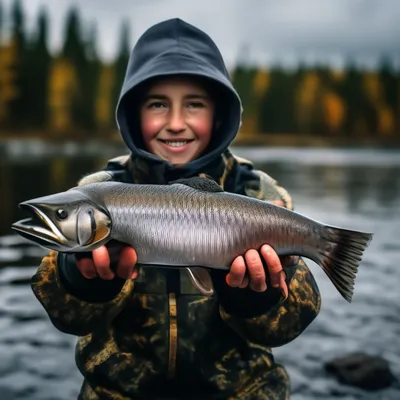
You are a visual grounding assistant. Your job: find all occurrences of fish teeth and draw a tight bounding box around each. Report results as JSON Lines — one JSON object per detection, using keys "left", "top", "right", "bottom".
{"left": 165, "top": 141, "right": 189, "bottom": 147}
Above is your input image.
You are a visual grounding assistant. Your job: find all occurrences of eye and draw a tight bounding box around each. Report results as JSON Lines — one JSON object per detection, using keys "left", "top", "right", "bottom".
{"left": 188, "top": 101, "right": 205, "bottom": 108}
{"left": 148, "top": 101, "right": 167, "bottom": 109}
{"left": 56, "top": 209, "right": 68, "bottom": 220}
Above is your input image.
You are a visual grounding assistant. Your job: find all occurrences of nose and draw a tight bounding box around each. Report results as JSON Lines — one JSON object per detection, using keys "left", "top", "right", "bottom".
{"left": 167, "top": 108, "right": 186, "bottom": 133}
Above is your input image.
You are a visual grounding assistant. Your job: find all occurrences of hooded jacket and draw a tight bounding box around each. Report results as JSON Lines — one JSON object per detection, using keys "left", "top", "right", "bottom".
{"left": 31, "top": 19, "right": 321, "bottom": 400}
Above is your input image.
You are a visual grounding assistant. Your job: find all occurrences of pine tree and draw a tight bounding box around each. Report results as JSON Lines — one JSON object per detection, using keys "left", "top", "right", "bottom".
{"left": 11, "top": 0, "right": 25, "bottom": 50}
{"left": 340, "top": 59, "right": 365, "bottom": 136}
{"left": 8, "top": 0, "right": 29, "bottom": 129}
{"left": 231, "top": 61, "right": 258, "bottom": 135}
{"left": 0, "top": 0, "right": 3, "bottom": 45}
{"left": 62, "top": 7, "right": 85, "bottom": 62}
{"left": 81, "top": 21, "right": 100, "bottom": 131}
{"left": 29, "top": 6, "right": 51, "bottom": 128}
{"left": 112, "top": 20, "right": 130, "bottom": 112}
{"left": 258, "top": 67, "right": 297, "bottom": 134}
{"left": 61, "top": 7, "right": 87, "bottom": 131}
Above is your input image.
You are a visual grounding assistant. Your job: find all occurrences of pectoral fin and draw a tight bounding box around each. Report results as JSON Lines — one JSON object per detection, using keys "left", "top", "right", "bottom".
{"left": 186, "top": 267, "right": 214, "bottom": 296}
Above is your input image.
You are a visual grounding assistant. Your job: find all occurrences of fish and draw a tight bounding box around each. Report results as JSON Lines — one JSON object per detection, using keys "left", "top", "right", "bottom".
{"left": 11, "top": 177, "right": 373, "bottom": 302}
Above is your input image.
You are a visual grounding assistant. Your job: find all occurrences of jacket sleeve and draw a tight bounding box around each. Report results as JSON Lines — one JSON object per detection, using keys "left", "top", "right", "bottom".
{"left": 213, "top": 167, "right": 322, "bottom": 347}
{"left": 31, "top": 251, "right": 134, "bottom": 336}
{"left": 30, "top": 166, "right": 134, "bottom": 337}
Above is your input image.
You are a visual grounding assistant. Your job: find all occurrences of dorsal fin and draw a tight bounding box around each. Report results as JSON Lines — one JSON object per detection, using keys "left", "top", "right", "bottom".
{"left": 168, "top": 176, "right": 224, "bottom": 193}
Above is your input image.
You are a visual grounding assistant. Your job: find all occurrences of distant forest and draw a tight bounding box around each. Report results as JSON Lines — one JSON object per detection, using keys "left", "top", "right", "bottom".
{"left": 0, "top": 0, "right": 399, "bottom": 141}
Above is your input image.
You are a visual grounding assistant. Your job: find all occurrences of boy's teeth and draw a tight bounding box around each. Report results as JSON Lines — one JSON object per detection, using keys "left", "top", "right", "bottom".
{"left": 165, "top": 141, "right": 188, "bottom": 147}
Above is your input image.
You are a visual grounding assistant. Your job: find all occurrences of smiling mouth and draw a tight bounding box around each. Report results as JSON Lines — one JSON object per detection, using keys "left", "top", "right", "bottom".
{"left": 158, "top": 139, "right": 194, "bottom": 147}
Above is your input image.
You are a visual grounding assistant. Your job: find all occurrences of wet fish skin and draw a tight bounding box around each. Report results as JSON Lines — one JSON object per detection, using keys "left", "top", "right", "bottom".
{"left": 11, "top": 181, "right": 373, "bottom": 302}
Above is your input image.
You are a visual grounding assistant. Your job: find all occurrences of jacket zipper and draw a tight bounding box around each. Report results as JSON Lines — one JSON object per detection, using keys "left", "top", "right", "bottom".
{"left": 166, "top": 270, "right": 180, "bottom": 379}
{"left": 167, "top": 292, "right": 178, "bottom": 378}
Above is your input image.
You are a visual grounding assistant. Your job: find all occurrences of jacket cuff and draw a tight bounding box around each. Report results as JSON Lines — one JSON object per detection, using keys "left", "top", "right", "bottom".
{"left": 57, "top": 253, "right": 126, "bottom": 303}
{"left": 211, "top": 262, "right": 298, "bottom": 318}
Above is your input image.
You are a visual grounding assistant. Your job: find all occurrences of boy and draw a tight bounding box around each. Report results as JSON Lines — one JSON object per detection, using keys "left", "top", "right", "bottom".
{"left": 31, "top": 18, "right": 321, "bottom": 399}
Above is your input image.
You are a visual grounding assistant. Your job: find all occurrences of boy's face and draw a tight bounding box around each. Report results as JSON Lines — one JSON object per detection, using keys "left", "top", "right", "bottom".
{"left": 140, "top": 76, "right": 215, "bottom": 165}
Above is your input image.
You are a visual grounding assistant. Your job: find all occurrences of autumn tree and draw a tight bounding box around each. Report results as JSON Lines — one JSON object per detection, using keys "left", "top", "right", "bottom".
{"left": 48, "top": 57, "right": 78, "bottom": 133}
{"left": 95, "top": 63, "right": 114, "bottom": 132}
{"left": 0, "top": 61, "right": 17, "bottom": 127}
{"left": 378, "top": 56, "right": 398, "bottom": 136}
{"left": 8, "top": 0, "right": 29, "bottom": 129}
{"left": 321, "top": 68, "right": 346, "bottom": 135}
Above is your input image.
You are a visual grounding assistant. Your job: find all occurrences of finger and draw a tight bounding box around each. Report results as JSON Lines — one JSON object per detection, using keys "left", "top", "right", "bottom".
{"left": 245, "top": 249, "right": 267, "bottom": 292}
{"left": 115, "top": 247, "right": 138, "bottom": 279}
{"left": 260, "top": 244, "right": 282, "bottom": 288}
{"left": 226, "top": 256, "right": 246, "bottom": 287}
{"left": 131, "top": 269, "right": 139, "bottom": 280}
{"left": 238, "top": 275, "right": 249, "bottom": 289}
{"left": 261, "top": 245, "right": 289, "bottom": 298}
{"left": 92, "top": 246, "right": 114, "bottom": 280}
{"left": 268, "top": 200, "right": 284, "bottom": 207}
{"left": 76, "top": 258, "right": 97, "bottom": 279}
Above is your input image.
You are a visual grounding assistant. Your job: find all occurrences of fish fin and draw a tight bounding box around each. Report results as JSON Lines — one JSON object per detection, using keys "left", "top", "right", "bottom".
{"left": 318, "top": 227, "right": 373, "bottom": 303}
{"left": 168, "top": 176, "right": 224, "bottom": 193}
{"left": 186, "top": 267, "right": 214, "bottom": 296}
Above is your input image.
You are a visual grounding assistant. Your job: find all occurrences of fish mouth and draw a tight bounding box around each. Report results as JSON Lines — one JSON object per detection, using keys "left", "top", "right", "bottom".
{"left": 11, "top": 203, "right": 68, "bottom": 248}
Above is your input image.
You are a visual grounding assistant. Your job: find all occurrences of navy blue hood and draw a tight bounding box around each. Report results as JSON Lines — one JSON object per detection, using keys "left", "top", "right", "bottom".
{"left": 115, "top": 18, "right": 242, "bottom": 178}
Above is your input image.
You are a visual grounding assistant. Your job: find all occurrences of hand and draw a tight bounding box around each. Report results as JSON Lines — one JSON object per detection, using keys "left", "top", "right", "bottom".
{"left": 226, "top": 245, "right": 292, "bottom": 297}
{"left": 226, "top": 199, "right": 295, "bottom": 298}
{"left": 75, "top": 243, "right": 138, "bottom": 281}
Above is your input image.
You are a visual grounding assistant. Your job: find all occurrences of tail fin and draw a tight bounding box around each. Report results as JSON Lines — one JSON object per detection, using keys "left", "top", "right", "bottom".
{"left": 319, "top": 227, "right": 373, "bottom": 302}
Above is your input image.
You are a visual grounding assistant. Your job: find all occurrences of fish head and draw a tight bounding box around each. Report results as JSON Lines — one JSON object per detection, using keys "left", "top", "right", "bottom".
{"left": 11, "top": 189, "right": 112, "bottom": 252}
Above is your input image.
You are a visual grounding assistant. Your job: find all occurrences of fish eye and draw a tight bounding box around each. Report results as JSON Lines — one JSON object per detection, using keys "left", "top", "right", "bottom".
{"left": 56, "top": 209, "right": 68, "bottom": 220}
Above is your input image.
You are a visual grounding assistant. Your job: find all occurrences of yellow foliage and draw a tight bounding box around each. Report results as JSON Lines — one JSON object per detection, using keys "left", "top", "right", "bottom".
{"left": 295, "top": 72, "right": 321, "bottom": 131}
{"left": 95, "top": 64, "right": 115, "bottom": 128}
{"left": 239, "top": 117, "right": 257, "bottom": 136}
{"left": 378, "top": 105, "right": 395, "bottom": 136}
{"left": 330, "top": 70, "right": 346, "bottom": 82}
{"left": 322, "top": 90, "right": 345, "bottom": 132}
{"left": 48, "top": 58, "right": 78, "bottom": 131}
{"left": 363, "top": 73, "right": 383, "bottom": 106}
{"left": 253, "top": 69, "right": 270, "bottom": 98}
{"left": 49, "top": 158, "right": 68, "bottom": 191}
{"left": 297, "top": 73, "right": 320, "bottom": 108}
{"left": 0, "top": 43, "right": 19, "bottom": 123}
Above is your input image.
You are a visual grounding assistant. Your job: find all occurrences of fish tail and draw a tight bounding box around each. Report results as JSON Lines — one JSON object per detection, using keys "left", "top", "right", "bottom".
{"left": 318, "top": 226, "right": 373, "bottom": 303}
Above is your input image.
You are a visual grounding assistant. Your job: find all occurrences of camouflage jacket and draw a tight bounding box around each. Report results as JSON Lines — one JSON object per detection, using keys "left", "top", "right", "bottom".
{"left": 31, "top": 150, "right": 321, "bottom": 400}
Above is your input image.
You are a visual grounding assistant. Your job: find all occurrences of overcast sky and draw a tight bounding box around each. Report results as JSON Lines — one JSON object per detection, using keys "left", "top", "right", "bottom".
{"left": 2, "top": 0, "right": 400, "bottom": 69}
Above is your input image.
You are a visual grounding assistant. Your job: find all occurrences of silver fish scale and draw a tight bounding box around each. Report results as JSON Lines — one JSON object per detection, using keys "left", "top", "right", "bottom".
{"left": 87, "top": 182, "right": 319, "bottom": 268}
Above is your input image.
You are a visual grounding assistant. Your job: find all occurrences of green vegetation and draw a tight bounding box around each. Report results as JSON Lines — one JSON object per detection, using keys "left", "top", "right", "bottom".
{"left": 0, "top": 0, "right": 399, "bottom": 143}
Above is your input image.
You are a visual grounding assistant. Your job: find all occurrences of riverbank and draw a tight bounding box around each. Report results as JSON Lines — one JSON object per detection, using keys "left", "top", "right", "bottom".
{"left": 1, "top": 130, "right": 400, "bottom": 149}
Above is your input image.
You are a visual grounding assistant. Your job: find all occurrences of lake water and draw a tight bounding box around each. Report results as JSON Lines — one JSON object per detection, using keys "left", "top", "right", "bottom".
{"left": 0, "top": 142, "right": 399, "bottom": 400}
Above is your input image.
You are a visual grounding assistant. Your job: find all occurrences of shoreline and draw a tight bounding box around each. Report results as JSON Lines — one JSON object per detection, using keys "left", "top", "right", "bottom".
{"left": 0, "top": 131, "right": 399, "bottom": 150}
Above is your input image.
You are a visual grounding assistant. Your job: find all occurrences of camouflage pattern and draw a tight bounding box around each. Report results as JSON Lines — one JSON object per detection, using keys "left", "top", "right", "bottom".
{"left": 31, "top": 149, "right": 321, "bottom": 399}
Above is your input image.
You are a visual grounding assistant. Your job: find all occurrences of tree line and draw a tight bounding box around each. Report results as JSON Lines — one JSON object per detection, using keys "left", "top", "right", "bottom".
{"left": 0, "top": 0, "right": 399, "bottom": 140}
